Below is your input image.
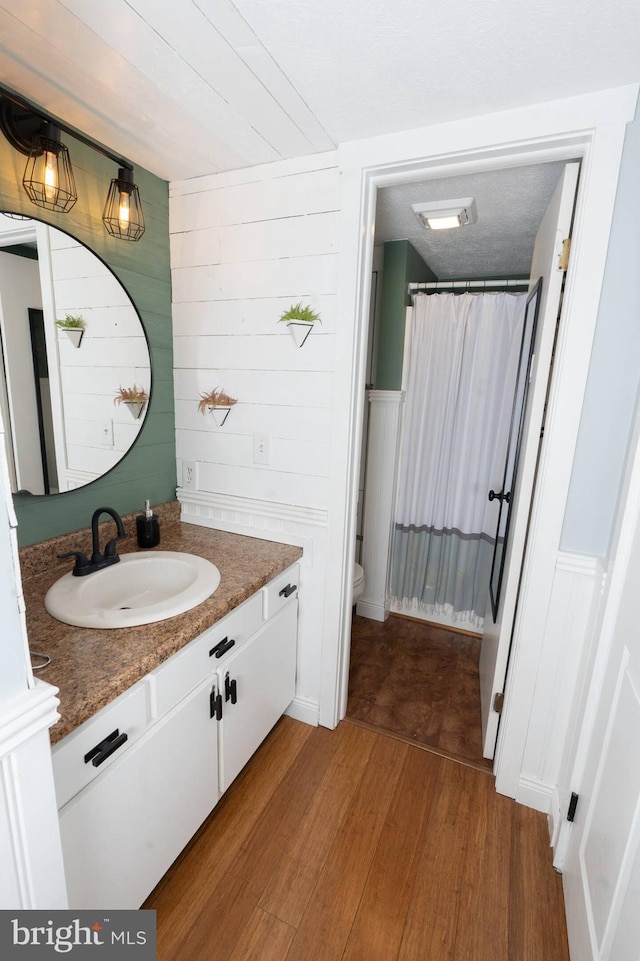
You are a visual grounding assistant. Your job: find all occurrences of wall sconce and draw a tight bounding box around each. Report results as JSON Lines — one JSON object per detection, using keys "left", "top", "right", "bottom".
{"left": 0, "top": 90, "right": 145, "bottom": 241}
{"left": 23, "top": 121, "right": 77, "bottom": 213}
{"left": 103, "top": 166, "right": 145, "bottom": 242}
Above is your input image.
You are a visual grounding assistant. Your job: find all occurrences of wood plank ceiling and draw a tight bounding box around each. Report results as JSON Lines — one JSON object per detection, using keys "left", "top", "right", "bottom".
{"left": 0, "top": 1, "right": 638, "bottom": 184}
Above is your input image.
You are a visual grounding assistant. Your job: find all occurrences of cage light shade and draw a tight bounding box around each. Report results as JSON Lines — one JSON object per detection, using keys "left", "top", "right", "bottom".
{"left": 22, "top": 125, "right": 77, "bottom": 213}
{"left": 103, "top": 167, "right": 145, "bottom": 241}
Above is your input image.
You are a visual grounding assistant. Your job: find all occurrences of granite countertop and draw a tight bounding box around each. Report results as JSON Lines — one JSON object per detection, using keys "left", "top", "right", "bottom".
{"left": 22, "top": 510, "right": 302, "bottom": 745}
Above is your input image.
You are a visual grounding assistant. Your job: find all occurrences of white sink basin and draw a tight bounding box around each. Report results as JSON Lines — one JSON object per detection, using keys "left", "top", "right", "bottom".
{"left": 45, "top": 551, "right": 221, "bottom": 629}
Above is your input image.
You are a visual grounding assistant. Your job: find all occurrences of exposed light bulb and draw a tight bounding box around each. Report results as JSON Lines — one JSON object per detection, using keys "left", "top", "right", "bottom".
{"left": 118, "top": 189, "right": 131, "bottom": 230}
{"left": 43, "top": 147, "right": 58, "bottom": 203}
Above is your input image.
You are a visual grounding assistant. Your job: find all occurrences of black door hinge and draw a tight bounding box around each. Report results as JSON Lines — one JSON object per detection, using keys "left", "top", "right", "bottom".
{"left": 567, "top": 792, "right": 579, "bottom": 822}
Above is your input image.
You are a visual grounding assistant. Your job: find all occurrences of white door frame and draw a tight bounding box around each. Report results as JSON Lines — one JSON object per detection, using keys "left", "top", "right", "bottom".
{"left": 319, "top": 85, "right": 638, "bottom": 800}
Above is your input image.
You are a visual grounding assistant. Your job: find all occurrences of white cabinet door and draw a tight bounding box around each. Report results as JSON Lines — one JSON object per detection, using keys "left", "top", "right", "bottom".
{"left": 59, "top": 675, "right": 219, "bottom": 909}
{"left": 217, "top": 600, "right": 297, "bottom": 792}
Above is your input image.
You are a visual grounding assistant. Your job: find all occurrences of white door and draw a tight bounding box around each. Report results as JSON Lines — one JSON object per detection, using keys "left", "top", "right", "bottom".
{"left": 479, "top": 161, "right": 580, "bottom": 758}
{"left": 559, "top": 416, "right": 640, "bottom": 961}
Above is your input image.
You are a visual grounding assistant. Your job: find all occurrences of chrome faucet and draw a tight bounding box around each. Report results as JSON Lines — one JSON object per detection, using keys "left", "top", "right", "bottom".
{"left": 58, "top": 506, "right": 128, "bottom": 576}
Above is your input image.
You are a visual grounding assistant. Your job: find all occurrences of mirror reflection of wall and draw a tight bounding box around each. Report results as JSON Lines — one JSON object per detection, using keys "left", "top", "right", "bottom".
{"left": 0, "top": 213, "right": 150, "bottom": 495}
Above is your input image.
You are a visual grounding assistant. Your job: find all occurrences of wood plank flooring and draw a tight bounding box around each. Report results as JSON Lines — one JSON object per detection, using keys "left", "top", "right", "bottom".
{"left": 348, "top": 613, "right": 492, "bottom": 770}
{"left": 144, "top": 717, "right": 569, "bottom": 961}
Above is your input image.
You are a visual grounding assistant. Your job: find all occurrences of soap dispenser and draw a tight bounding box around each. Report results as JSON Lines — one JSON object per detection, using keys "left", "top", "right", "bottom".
{"left": 136, "top": 500, "right": 160, "bottom": 548}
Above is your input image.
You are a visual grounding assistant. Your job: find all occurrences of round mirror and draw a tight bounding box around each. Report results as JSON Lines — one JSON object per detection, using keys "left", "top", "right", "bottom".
{"left": 0, "top": 213, "right": 150, "bottom": 495}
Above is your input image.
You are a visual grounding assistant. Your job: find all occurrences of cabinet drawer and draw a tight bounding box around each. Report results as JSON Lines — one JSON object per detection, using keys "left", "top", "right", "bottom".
{"left": 52, "top": 681, "right": 148, "bottom": 809}
{"left": 150, "top": 591, "right": 263, "bottom": 719}
{"left": 262, "top": 563, "right": 299, "bottom": 620}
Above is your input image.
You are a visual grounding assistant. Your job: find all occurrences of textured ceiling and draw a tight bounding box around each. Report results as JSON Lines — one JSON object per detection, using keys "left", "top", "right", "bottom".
{"left": 0, "top": 2, "right": 637, "bottom": 183}
{"left": 375, "top": 162, "right": 567, "bottom": 278}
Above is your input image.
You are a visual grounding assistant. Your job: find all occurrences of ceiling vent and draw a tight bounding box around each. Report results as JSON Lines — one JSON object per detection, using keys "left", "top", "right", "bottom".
{"left": 411, "top": 197, "right": 478, "bottom": 231}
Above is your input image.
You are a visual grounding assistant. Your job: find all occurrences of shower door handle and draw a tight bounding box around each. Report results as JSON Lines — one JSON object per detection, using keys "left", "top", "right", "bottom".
{"left": 488, "top": 489, "right": 511, "bottom": 504}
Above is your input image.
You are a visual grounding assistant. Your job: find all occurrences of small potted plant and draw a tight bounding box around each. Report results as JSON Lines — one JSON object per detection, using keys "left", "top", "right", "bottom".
{"left": 56, "top": 314, "right": 85, "bottom": 348}
{"left": 197, "top": 387, "right": 237, "bottom": 426}
{"left": 114, "top": 384, "right": 148, "bottom": 420}
{"left": 278, "top": 302, "right": 321, "bottom": 347}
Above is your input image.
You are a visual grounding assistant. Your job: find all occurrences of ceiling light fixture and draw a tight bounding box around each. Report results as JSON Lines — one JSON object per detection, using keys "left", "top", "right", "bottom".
{"left": 411, "top": 197, "right": 478, "bottom": 231}
{"left": 0, "top": 91, "right": 145, "bottom": 241}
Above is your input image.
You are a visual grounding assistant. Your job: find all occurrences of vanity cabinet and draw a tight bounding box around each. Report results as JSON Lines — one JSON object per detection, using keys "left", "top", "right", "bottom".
{"left": 52, "top": 563, "right": 299, "bottom": 909}
{"left": 59, "top": 674, "right": 219, "bottom": 910}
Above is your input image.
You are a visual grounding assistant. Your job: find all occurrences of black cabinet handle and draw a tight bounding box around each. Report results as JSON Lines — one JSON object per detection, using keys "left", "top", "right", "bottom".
{"left": 210, "top": 689, "right": 222, "bottom": 720}
{"left": 209, "top": 635, "right": 236, "bottom": 659}
{"left": 278, "top": 583, "right": 297, "bottom": 598}
{"left": 488, "top": 489, "right": 511, "bottom": 505}
{"left": 225, "top": 673, "right": 237, "bottom": 704}
{"left": 84, "top": 729, "right": 128, "bottom": 768}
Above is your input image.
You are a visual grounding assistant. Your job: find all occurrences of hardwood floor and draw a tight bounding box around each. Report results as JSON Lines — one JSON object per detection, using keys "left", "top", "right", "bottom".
{"left": 144, "top": 717, "right": 569, "bottom": 961}
{"left": 348, "top": 613, "right": 492, "bottom": 770}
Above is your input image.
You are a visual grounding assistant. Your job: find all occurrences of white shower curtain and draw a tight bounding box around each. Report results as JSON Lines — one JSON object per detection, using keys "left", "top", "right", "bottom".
{"left": 390, "top": 291, "right": 526, "bottom": 625}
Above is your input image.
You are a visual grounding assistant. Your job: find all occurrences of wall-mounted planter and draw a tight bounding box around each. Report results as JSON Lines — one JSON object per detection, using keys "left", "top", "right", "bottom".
{"left": 123, "top": 399, "right": 146, "bottom": 420}
{"left": 198, "top": 388, "right": 237, "bottom": 426}
{"left": 277, "top": 303, "right": 321, "bottom": 347}
{"left": 286, "top": 321, "right": 314, "bottom": 348}
{"left": 114, "top": 386, "right": 148, "bottom": 420}
{"left": 58, "top": 327, "right": 84, "bottom": 348}
{"left": 207, "top": 405, "right": 232, "bottom": 427}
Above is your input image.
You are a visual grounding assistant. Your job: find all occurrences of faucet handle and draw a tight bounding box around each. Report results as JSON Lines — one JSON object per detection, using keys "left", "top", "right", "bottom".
{"left": 57, "top": 551, "right": 90, "bottom": 576}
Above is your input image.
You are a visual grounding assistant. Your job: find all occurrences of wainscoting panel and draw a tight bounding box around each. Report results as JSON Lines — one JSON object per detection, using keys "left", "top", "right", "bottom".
{"left": 357, "top": 390, "right": 404, "bottom": 622}
{"left": 517, "top": 552, "right": 606, "bottom": 827}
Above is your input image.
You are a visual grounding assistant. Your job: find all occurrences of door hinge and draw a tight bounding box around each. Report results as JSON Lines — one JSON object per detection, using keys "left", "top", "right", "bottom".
{"left": 558, "top": 237, "right": 571, "bottom": 272}
{"left": 567, "top": 792, "right": 579, "bottom": 823}
{"left": 493, "top": 692, "right": 504, "bottom": 714}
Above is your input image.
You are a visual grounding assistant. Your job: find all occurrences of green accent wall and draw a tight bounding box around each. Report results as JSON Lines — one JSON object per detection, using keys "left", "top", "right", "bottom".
{"left": 0, "top": 119, "right": 175, "bottom": 546}
{"left": 375, "top": 240, "right": 436, "bottom": 389}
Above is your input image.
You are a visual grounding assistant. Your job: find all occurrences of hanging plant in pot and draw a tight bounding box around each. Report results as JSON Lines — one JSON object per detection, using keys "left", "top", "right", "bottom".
{"left": 277, "top": 302, "right": 321, "bottom": 347}
{"left": 197, "top": 387, "right": 237, "bottom": 426}
{"left": 114, "top": 384, "right": 148, "bottom": 420}
{"left": 56, "top": 314, "right": 86, "bottom": 348}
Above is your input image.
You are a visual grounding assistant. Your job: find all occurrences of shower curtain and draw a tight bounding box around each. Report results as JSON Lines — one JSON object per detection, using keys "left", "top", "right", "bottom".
{"left": 390, "top": 291, "right": 526, "bottom": 626}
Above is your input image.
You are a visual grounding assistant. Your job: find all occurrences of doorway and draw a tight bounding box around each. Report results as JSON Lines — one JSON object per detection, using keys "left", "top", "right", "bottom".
{"left": 346, "top": 159, "right": 574, "bottom": 766}
{"left": 319, "top": 90, "right": 634, "bottom": 812}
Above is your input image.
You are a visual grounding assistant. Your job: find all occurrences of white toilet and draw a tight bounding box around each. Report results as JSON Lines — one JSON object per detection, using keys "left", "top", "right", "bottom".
{"left": 352, "top": 562, "right": 365, "bottom": 606}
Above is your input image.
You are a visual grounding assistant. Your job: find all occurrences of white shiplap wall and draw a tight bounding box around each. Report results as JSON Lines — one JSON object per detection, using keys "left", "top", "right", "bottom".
{"left": 171, "top": 153, "right": 340, "bottom": 722}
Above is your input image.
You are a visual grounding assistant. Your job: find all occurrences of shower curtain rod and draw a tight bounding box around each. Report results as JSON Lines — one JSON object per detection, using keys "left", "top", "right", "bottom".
{"left": 409, "top": 277, "right": 529, "bottom": 294}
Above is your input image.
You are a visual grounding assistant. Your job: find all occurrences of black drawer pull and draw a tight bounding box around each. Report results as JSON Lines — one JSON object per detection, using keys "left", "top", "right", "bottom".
{"left": 84, "top": 729, "right": 128, "bottom": 768}
{"left": 225, "top": 673, "right": 237, "bottom": 704}
{"left": 209, "top": 635, "right": 235, "bottom": 658}
{"left": 278, "top": 583, "right": 297, "bottom": 598}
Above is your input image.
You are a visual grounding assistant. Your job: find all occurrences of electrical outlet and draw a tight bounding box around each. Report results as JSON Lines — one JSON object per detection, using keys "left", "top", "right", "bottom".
{"left": 183, "top": 460, "right": 197, "bottom": 490}
{"left": 253, "top": 433, "right": 269, "bottom": 465}
{"left": 99, "top": 420, "right": 114, "bottom": 447}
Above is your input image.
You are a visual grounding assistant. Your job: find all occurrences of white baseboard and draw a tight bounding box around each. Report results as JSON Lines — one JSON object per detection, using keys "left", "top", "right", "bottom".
{"left": 285, "top": 695, "right": 319, "bottom": 727}
{"left": 355, "top": 598, "right": 387, "bottom": 621}
{"left": 516, "top": 773, "right": 555, "bottom": 815}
